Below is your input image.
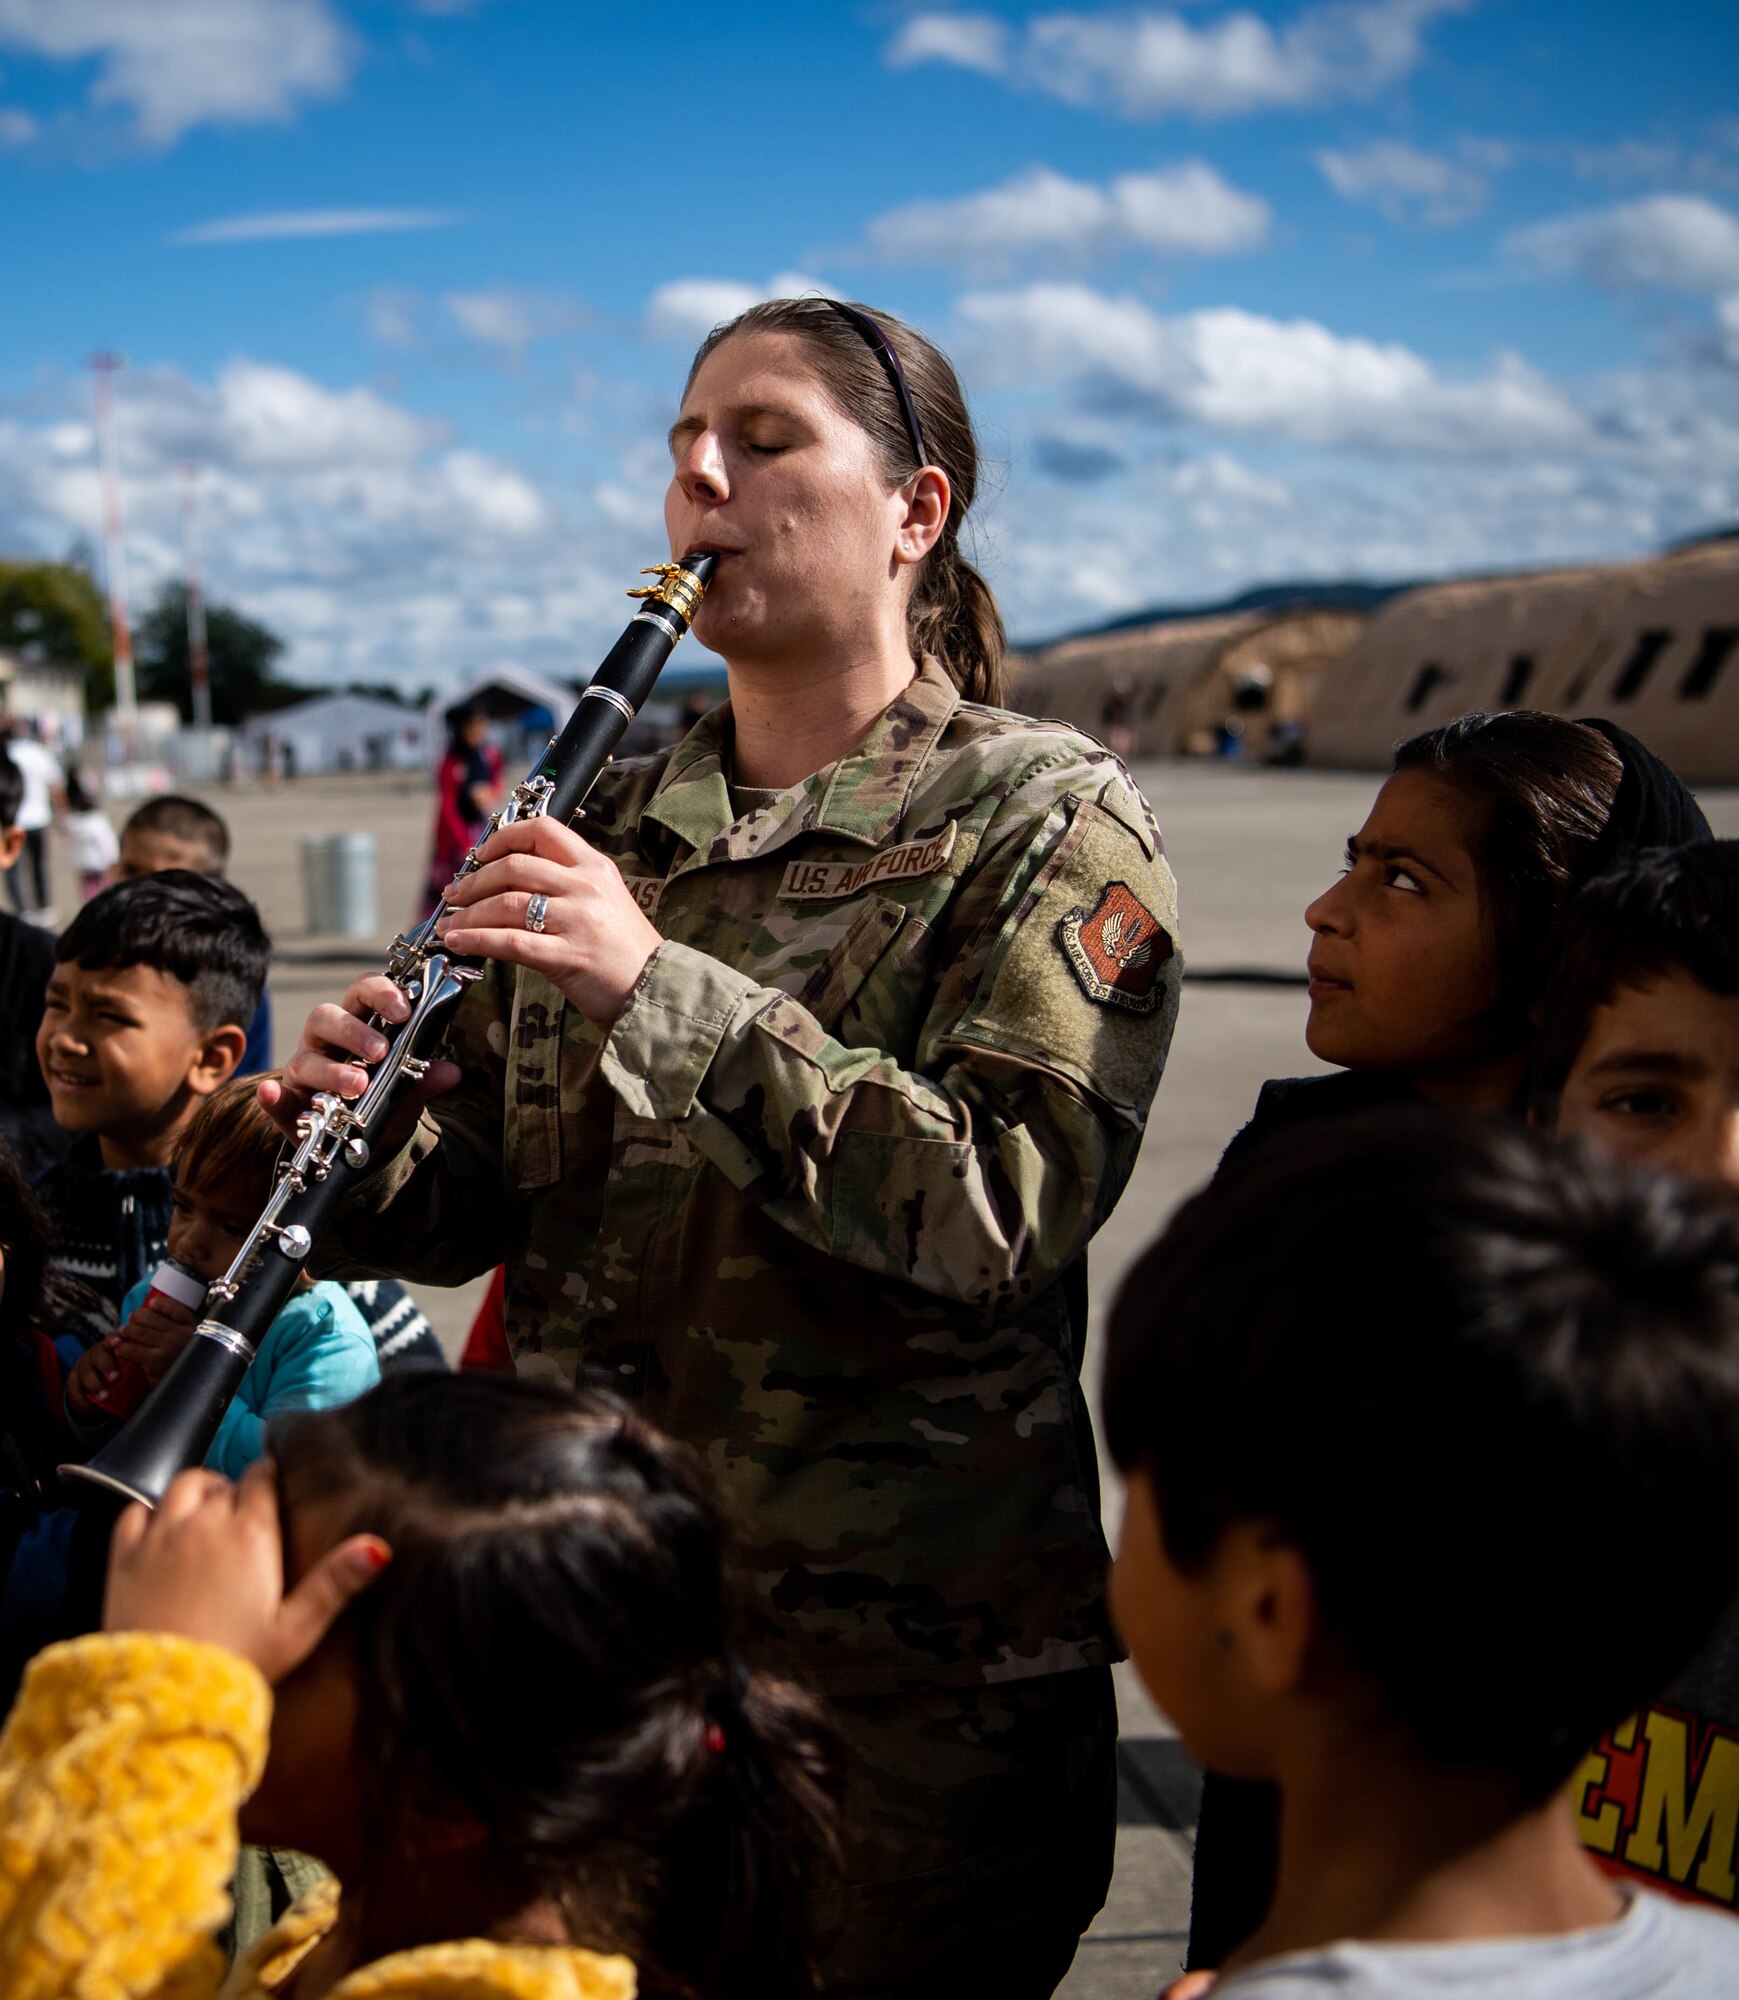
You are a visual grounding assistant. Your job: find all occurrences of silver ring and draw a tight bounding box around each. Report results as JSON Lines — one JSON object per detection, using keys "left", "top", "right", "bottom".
{"left": 524, "top": 893, "right": 549, "bottom": 934}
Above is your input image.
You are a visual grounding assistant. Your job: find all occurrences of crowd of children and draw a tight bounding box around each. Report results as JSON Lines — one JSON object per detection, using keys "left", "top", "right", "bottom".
{"left": 0, "top": 715, "right": 1735, "bottom": 1999}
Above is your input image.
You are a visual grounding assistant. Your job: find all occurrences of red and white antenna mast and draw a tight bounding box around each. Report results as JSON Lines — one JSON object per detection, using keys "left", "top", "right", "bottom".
{"left": 88, "top": 350, "right": 137, "bottom": 732}
{"left": 178, "top": 462, "right": 212, "bottom": 733}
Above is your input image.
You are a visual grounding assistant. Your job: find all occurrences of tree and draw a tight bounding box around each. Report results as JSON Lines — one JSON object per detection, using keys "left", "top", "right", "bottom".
{"left": 0, "top": 559, "right": 114, "bottom": 712}
{"left": 135, "top": 583, "right": 302, "bottom": 727}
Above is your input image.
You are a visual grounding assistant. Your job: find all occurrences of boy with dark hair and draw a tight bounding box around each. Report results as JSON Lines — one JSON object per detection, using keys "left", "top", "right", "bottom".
{"left": 116, "top": 792, "right": 230, "bottom": 879}
{"left": 116, "top": 794, "right": 443, "bottom": 1373}
{"left": 1531, "top": 840, "right": 1739, "bottom": 1917}
{"left": 35, "top": 869, "right": 268, "bottom": 1324}
{"left": 0, "top": 750, "right": 64, "bottom": 1177}
{"left": 1106, "top": 1110, "right": 1739, "bottom": 1994}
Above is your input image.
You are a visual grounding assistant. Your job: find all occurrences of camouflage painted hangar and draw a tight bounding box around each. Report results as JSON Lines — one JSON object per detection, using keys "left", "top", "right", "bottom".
{"left": 1008, "top": 536, "right": 1739, "bottom": 782}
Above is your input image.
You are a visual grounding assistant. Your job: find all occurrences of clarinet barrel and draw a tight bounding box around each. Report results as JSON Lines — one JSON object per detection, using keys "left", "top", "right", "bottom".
{"left": 62, "top": 553, "right": 716, "bottom": 1510}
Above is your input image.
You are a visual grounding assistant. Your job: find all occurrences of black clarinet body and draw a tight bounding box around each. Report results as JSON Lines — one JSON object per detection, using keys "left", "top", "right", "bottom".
{"left": 62, "top": 554, "right": 716, "bottom": 1510}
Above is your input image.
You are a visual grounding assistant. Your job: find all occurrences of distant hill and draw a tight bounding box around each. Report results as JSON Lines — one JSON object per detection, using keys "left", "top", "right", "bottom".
{"left": 1018, "top": 578, "right": 1416, "bottom": 650}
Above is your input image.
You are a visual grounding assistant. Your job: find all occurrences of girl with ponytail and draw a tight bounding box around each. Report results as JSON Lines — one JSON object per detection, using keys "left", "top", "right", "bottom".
{"left": 0, "top": 1372, "right": 838, "bottom": 2000}
{"left": 274, "top": 297, "right": 1180, "bottom": 1992}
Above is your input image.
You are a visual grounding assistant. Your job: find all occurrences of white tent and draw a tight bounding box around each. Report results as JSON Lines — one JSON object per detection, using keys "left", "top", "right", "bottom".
{"left": 424, "top": 662, "right": 578, "bottom": 768}
{"left": 240, "top": 691, "right": 425, "bottom": 777}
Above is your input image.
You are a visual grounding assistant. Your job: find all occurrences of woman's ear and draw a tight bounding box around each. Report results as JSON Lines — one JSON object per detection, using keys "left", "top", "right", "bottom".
{"left": 894, "top": 466, "right": 951, "bottom": 569}
{"left": 188, "top": 1022, "right": 248, "bottom": 1098}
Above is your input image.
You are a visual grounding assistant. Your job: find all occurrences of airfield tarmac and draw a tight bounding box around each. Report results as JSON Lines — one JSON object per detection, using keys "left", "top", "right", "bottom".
{"left": 208, "top": 755, "right": 1739, "bottom": 1998}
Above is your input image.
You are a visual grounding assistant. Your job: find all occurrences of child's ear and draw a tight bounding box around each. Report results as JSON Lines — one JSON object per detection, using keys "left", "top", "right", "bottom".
{"left": 1215, "top": 1523, "right": 1318, "bottom": 1700}
{"left": 0, "top": 826, "right": 24, "bottom": 872}
{"left": 187, "top": 1023, "right": 248, "bottom": 1098}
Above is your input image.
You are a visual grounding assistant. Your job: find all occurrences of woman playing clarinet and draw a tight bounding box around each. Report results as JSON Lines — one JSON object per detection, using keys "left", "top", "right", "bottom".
{"left": 270, "top": 298, "right": 1181, "bottom": 2000}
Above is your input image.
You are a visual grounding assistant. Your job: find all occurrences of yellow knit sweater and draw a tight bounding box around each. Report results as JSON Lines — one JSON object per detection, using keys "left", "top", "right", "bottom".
{"left": 0, "top": 1632, "right": 638, "bottom": 2000}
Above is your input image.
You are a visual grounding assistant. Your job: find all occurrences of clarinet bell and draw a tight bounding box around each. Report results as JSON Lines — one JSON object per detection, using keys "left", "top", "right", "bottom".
{"left": 60, "top": 1327, "right": 255, "bottom": 1511}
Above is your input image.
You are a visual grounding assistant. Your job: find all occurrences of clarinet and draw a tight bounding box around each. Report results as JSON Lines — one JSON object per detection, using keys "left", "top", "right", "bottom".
{"left": 63, "top": 553, "right": 717, "bottom": 1510}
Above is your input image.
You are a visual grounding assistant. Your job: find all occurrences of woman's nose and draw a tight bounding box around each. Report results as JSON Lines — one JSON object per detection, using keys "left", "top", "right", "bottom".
{"left": 674, "top": 431, "right": 728, "bottom": 505}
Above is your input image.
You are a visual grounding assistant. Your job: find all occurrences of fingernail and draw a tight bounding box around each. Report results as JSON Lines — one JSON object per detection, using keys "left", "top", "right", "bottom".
{"left": 350, "top": 1541, "right": 391, "bottom": 1577}
{"left": 365, "top": 1034, "right": 388, "bottom": 1060}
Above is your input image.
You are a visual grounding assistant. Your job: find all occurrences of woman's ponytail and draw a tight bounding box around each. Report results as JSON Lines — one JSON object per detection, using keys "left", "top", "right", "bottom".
{"left": 646, "top": 1665, "right": 840, "bottom": 2000}
{"left": 909, "top": 539, "right": 1006, "bottom": 708}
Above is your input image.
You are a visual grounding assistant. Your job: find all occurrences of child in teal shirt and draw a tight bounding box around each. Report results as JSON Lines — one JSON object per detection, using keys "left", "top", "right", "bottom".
{"left": 68, "top": 1073, "right": 378, "bottom": 1470}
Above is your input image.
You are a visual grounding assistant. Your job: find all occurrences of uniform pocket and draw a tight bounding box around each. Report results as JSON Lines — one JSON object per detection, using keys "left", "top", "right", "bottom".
{"left": 791, "top": 895, "right": 908, "bottom": 1032}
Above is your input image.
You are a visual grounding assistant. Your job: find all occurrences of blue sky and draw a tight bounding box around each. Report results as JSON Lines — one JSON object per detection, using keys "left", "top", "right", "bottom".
{"left": 1, "top": 0, "right": 1736, "bottom": 690}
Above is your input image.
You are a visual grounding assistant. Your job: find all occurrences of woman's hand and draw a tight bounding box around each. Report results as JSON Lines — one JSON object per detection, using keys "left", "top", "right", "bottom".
{"left": 258, "top": 973, "right": 461, "bottom": 1147}
{"left": 104, "top": 1463, "right": 390, "bottom": 1685}
{"left": 435, "top": 816, "right": 661, "bottom": 1029}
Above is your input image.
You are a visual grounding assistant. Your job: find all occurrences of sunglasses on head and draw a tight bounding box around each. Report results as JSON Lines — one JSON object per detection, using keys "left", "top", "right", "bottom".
{"left": 823, "top": 299, "right": 930, "bottom": 472}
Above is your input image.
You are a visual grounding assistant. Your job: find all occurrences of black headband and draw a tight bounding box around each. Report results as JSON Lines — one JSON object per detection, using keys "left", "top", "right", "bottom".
{"left": 823, "top": 299, "right": 930, "bottom": 472}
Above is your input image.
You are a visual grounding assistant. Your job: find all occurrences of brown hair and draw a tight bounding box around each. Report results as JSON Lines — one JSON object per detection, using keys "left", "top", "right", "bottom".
{"left": 174, "top": 1071, "right": 283, "bottom": 1206}
{"left": 121, "top": 793, "right": 230, "bottom": 873}
{"left": 684, "top": 297, "right": 1006, "bottom": 706}
{"left": 1392, "top": 711, "right": 1623, "bottom": 1017}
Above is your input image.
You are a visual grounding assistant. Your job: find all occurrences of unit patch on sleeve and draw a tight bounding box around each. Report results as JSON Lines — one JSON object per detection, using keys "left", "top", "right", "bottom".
{"left": 1059, "top": 881, "right": 1172, "bottom": 1013}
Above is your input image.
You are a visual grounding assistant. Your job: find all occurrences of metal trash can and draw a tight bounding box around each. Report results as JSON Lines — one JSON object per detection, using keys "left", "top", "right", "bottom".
{"left": 300, "top": 832, "right": 378, "bottom": 938}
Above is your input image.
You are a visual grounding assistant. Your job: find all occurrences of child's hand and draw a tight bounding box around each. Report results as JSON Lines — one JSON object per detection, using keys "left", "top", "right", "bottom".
{"left": 104, "top": 1462, "right": 391, "bottom": 1685}
{"left": 66, "top": 1340, "right": 124, "bottom": 1421}
{"left": 114, "top": 1294, "right": 198, "bottom": 1386}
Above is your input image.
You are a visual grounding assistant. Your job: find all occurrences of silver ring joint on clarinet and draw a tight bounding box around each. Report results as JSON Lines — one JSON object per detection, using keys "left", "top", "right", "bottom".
{"left": 58, "top": 552, "right": 717, "bottom": 1513}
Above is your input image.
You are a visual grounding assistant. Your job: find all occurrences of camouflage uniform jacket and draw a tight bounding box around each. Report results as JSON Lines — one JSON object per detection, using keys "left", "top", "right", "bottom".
{"left": 324, "top": 657, "right": 1181, "bottom": 1694}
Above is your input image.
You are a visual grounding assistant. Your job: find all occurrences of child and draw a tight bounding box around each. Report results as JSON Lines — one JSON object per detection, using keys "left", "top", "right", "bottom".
{"left": 0, "top": 1372, "right": 840, "bottom": 1999}
{"left": 1531, "top": 840, "right": 1739, "bottom": 1917}
{"left": 117, "top": 800, "right": 443, "bottom": 1371}
{"left": 0, "top": 748, "right": 64, "bottom": 1179}
{"left": 117, "top": 790, "right": 232, "bottom": 880}
{"left": 1193, "top": 714, "right": 1711, "bottom": 1964}
{"left": 60, "top": 768, "right": 118, "bottom": 903}
{"left": 35, "top": 869, "right": 267, "bottom": 1331}
{"left": 1106, "top": 1110, "right": 1739, "bottom": 1995}
{"left": 66, "top": 1074, "right": 380, "bottom": 1475}
{"left": 1225, "top": 713, "right": 1707, "bottom": 1162}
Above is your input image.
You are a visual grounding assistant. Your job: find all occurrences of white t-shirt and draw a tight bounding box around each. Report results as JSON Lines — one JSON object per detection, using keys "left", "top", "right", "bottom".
{"left": 1213, "top": 1892, "right": 1736, "bottom": 1998}
{"left": 62, "top": 809, "right": 118, "bottom": 873}
{"left": 6, "top": 739, "right": 60, "bottom": 831}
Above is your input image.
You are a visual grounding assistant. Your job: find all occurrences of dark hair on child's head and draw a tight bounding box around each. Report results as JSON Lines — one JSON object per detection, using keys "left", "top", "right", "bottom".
{"left": 1531, "top": 841, "right": 1739, "bottom": 1118}
{"left": 174, "top": 1073, "right": 282, "bottom": 1202}
{"left": 0, "top": 749, "right": 22, "bottom": 835}
{"left": 272, "top": 1373, "right": 840, "bottom": 2000}
{"left": 56, "top": 870, "right": 268, "bottom": 1031}
{"left": 1391, "top": 711, "right": 1622, "bottom": 1018}
{"left": 120, "top": 793, "right": 230, "bottom": 874}
{"left": 1104, "top": 1109, "right": 1739, "bottom": 1804}
{"left": 63, "top": 768, "right": 96, "bottom": 814}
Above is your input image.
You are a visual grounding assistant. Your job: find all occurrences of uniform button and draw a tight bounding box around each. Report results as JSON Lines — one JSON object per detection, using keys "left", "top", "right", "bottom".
{"left": 618, "top": 1362, "right": 636, "bottom": 1376}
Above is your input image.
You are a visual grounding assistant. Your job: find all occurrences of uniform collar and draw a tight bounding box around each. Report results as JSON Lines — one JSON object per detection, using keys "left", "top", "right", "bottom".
{"left": 640, "top": 656, "right": 959, "bottom": 867}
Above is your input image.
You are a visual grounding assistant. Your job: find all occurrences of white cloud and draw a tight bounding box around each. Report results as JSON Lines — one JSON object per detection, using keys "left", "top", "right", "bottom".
{"left": 886, "top": 0, "right": 1468, "bottom": 119}
{"left": 0, "top": 356, "right": 588, "bottom": 692}
{"left": 1720, "top": 294, "right": 1739, "bottom": 367}
{"left": 367, "top": 287, "right": 424, "bottom": 348}
{"left": 0, "top": 0, "right": 355, "bottom": 146}
{"left": 443, "top": 289, "right": 587, "bottom": 356}
{"left": 958, "top": 282, "right": 1586, "bottom": 457}
{"left": 887, "top": 11, "right": 1010, "bottom": 75}
{"left": 1315, "top": 140, "right": 1486, "bottom": 225}
{"left": 1507, "top": 195, "right": 1739, "bottom": 295}
{"left": 865, "top": 161, "right": 1269, "bottom": 271}
{"left": 171, "top": 207, "right": 461, "bottom": 247}
{"left": 643, "top": 272, "right": 825, "bottom": 343}
{"left": 0, "top": 104, "right": 35, "bottom": 144}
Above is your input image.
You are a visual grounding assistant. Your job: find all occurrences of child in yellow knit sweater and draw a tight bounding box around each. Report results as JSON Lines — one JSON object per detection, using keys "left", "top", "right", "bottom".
{"left": 0, "top": 1374, "right": 839, "bottom": 1999}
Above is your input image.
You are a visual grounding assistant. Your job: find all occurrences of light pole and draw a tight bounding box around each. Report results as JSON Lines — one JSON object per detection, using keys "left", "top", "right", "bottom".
{"left": 179, "top": 462, "right": 212, "bottom": 734}
{"left": 88, "top": 350, "right": 137, "bottom": 743}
